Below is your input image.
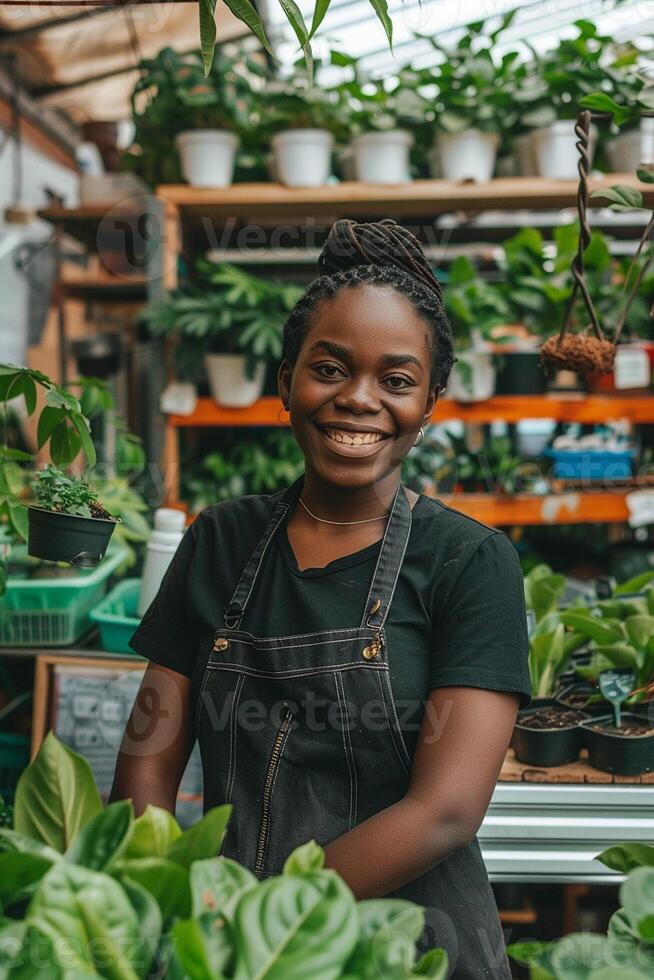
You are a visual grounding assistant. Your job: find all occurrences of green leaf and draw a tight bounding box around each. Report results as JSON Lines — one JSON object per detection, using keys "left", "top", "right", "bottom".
{"left": 170, "top": 914, "right": 232, "bottom": 979}
{"left": 232, "top": 870, "right": 359, "bottom": 979}
{"left": 198, "top": 0, "right": 217, "bottom": 76}
{"left": 70, "top": 413, "right": 97, "bottom": 468}
{"left": 29, "top": 862, "right": 143, "bottom": 979}
{"left": 344, "top": 899, "right": 424, "bottom": 977}
{"left": 368, "top": 0, "right": 392, "bottom": 50}
{"left": 283, "top": 840, "right": 325, "bottom": 876}
{"left": 309, "top": 0, "right": 331, "bottom": 39}
{"left": 615, "top": 571, "right": 654, "bottom": 595}
{"left": 49, "top": 422, "right": 82, "bottom": 468}
{"left": 624, "top": 615, "right": 654, "bottom": 651}
{"left": 222, "top": 0, "right": 274, "bottom": 57}
{"left": 8, "top": 502, "right": 28, "bottom": 543}
{"left": 579, "top": 92, "right": 631, "bottom": 125}
{"left": 14, "top": 733, "right": 102, "bottom": 852}
{"left": 559, "top": 612, "right": 624, "bottom": 646}
{"left": 0, "top": 852, "right": 54, "bottom": 908}
{"left": 637, "top": 167, "right": 654, "bottom": 185}
{"left": 119, "top": 877, "right": 163, "bottom": 978}
{"left": 413, "top": 948, "right": 449, "bottom": 977}
{"left": 113, "top": 856, "right": 191, "bottom": 923}
{"left": 166, "top": 804, "right": 232, "bottom": 869}
{"left": 621, "top": 867, "right": 654, "bottom": 940}
{"left": 597, "top": 843, "right": 654, "bottom": 874}
{"left": 549, "top": 932, "right": 612, "bottom": 978}
{"left": 190, "top": 857, "right": 256, "bottom": 920}
{"left": 278, "top": 0, "right": 314, "bottom": 83}
{"left": 591, "top": 185, "right": 645, "bottom": 212}
{"left": 64, "top": 800, "right": 133, "bottom": 872}
{"left": 123, "top": 804, "right": 181, "bottom": 859}
{"left": 36, "top": 406, "right": 65, "bottom": 450}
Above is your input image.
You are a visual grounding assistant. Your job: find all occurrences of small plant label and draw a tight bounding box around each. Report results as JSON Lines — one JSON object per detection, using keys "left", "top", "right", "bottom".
{"left": 615, "top": 347, "right": 650, "bottom": 390}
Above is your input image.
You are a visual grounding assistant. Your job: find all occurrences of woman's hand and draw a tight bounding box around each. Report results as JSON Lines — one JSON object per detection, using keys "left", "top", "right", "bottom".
{"left": 322, "top": 685, "right": 520, "bottom": 898}
{"left": 109, "top": 662, "right": 194, "bottom": 816}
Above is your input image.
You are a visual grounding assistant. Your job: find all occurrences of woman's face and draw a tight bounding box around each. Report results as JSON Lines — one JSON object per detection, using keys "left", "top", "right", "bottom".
{"left": 278, "top": 283, "right": 439, "bottom": 489}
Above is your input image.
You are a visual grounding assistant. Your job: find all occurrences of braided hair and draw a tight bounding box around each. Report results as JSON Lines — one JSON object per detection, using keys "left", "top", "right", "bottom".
{"left": 282, "top": 218, "right": 454, "bottom": 390}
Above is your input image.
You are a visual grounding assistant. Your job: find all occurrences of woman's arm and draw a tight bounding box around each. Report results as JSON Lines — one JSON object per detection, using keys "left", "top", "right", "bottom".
{"left": 323, "top": 685, "right": 519, "bottom": 897}
{"left": 109, "top": 662, "right": 194, "bottom": 816}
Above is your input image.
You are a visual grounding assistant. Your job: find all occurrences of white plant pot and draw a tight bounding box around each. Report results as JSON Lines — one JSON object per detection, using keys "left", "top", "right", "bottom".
{"left": 436, "top": 129, "right": 500, "bottom": 182}
{"left": 446, "top": 349, "right": 496, "bottom": 403}
{"left": 515, "top": 132, "right": 538, "bottom": 176}
{"left": 175, "top": 130, "right": 239, "bottom": 188}
{"left": 532, "top": 121, "right": 598, "bottom": 180}
{"left": 351, "top": 130, "right": 413, "bottom": 183}
{"left": 271, "top": 129, "right": 334, "bottom": 187}
{"left": 205, "top": 354, "right": 266, "bottom": 407}
{"left": 606, "top": 119, "right": 654, "bottom": 172}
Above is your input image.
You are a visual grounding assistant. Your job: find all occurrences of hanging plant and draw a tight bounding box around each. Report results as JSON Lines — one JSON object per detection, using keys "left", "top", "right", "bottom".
{"left": 540, "top": 110, "right": 654, "bottom": 377}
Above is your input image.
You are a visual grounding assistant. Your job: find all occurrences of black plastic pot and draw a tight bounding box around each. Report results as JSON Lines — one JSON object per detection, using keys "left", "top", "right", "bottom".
{"left": 512, "top": 699, "right": 590, "bottom": 767}
{"left": 27, "top": 506, "right": 118, "bottom": 567}
{"left": 555, "top": 682, "right": 608, "bottom": 717}
{"left": 495, "top": 351, "right": 547, "bottom": 395}
{"left": 71, "top": 333, "right": 122, "bottom": 380}
{"left": 581, "top": 713, "right": 654, "bottom": 776}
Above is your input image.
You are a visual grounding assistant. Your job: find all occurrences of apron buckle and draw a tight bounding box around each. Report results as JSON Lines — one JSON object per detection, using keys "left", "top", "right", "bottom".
{"left": 363, "top": 629, "right": 383, "bottom": 660}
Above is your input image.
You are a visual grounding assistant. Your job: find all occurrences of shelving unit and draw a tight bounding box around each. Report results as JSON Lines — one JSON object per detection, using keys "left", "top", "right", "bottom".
{"left": 155, "top": 176, "right": 654, "bottom": 526}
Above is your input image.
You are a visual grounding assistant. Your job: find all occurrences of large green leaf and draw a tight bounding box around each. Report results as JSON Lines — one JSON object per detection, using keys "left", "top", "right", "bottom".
{"left": 309, "top": 0, "right": 331, "bottom": 39}
{"left": 278, "top": 0, "right": 314, "bottom": 83}
{"left": 113, "top": 857, "right": 191, "bottom": 923}
{"left": 0, "top": 853, "right": 54, "bottom": 908}
{"left": 190, "top": 857, "right": 256, "bottom": 920}
{"left": 283, "top": 841, "right": 325, "bottom": 876}
{"left": 70, "top": 413, "right": 97, "bottom": 468}
{"left": 549, "top": 932, "right": 612, "bottom": 978}
{"left": 119, "top": 877, "right": 163, "bottom": 978}
{"left": 591, "top": 185, "right": 644, "bottom": 213}
{"left": 624, "top": 616, "right": 654, "bottom": 652}
{"left": 28, "top": 862, "right": 143, "bottom": 979}
{"left": 598, "top": 843, "right": 654, "bottom": 875}
{"left": 198, "top": 0, "right": 217, "bottom": 77}
{"left": 413, "top": 948, "right": 449, "bottom": 978}
{"left": 64, "top": 801, "right": 133, "bottom": 872}
{"left": 621, "top": 867, "right": 654, "bottom": 940}
{"left": 232, "top": 870, "right": 358, "bottom": 979}
{"left": 14, "top": 733, "right": 102, "bottom": 852}
{"left": 368, "top": 0, "right": 393, "bottom": 49}
{"left": 221, "top": 0, "right": 273, "bottom": 58}
{"left": 166, "top": 805, "right": 232, "bottom": 869}
{"left": 123, "top": 805, "right": 181, "bottom": 859}
{"left": 170, "top": 914, "right": 232, "bottom": 979}
{"left": 614, "top": 571, "right": 654, "bottom": 596}
{"left": 344, "top": 899, "right": 424, "bottom": 977}
{"left": 559, "top": 612, "right": 624, "bottom": 646}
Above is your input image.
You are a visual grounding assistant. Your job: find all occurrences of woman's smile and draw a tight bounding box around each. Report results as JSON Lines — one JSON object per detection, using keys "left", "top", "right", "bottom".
{"left": 314, "top": 421, "right": 392, "bottom": 458}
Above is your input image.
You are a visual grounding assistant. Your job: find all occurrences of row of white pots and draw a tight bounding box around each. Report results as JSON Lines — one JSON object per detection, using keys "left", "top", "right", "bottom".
{"left": 177, "top": 116, "right": 654, "bottom": 188}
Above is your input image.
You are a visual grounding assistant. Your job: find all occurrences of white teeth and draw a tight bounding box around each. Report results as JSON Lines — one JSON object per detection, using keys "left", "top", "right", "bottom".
{"left": 324, "top": 428, "right": 384, "bottom": 446}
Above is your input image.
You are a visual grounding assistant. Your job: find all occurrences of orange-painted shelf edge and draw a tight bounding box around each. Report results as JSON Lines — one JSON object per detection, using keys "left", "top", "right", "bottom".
{"left": 170, "top": 490, "right": 631, "bottom": 527}
{"left": 167, "top": 394, "right": 654, "bottom": 428}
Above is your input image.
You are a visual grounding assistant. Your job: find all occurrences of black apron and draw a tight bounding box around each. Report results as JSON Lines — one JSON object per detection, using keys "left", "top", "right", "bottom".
{"left": 195, "top": 474, "right": 511, "bottom": 979}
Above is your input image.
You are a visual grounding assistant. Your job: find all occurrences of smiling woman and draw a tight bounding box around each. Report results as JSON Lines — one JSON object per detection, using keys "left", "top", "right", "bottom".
{"left": 115, "top": 218, "right": 531, "bottom": 980}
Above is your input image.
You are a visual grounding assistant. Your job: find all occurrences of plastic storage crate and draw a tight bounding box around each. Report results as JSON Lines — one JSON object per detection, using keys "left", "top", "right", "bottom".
{"left": 0, "top": 543, "right": 128, "bottom": 647}
{"left": 543, "top": 448, "right": 635, "bottom": 481}
{"left": 90, "top": 577, "right": 142, "bottom": 654}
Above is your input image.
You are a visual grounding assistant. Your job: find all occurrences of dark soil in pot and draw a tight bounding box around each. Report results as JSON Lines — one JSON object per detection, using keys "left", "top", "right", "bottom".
{"left": 555, "top": 683, "right": 608, "bottom": 716}
{"left": 28, "top": 506, "right": 119, "bottom": 568}
{"left": 580, "top": 713, "right": 654, "bottom": 776}
{"left": 512, "top": 699, "right": 590, "bottom": 767}
{"left": 495, "top": 351, "right": 547, "bottom": 395}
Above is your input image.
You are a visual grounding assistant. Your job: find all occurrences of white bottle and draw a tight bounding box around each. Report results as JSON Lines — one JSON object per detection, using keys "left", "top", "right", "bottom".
{"left": 138, "top": 508, "right": 187, "bottom": 617}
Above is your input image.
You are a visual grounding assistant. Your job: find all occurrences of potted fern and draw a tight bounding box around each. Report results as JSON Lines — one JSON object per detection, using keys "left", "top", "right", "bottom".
{"left": 141, "top": 263, "right": 303, "bottom": 408}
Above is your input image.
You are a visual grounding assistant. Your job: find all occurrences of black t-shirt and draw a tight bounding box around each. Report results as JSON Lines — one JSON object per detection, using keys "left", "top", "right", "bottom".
{"left": 129, "top": 488, "right": 531, "bottom": 758}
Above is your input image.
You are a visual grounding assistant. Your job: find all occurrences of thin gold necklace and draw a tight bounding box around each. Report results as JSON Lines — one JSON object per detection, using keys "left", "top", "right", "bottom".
{"left": 298, "top": 496, "right": 390, "bottom": 526}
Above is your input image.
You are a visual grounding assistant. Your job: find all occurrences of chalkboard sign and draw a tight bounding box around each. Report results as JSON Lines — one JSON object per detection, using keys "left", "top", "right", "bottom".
{"left": 33, "top": 654, "right": 203, "bottom": 828}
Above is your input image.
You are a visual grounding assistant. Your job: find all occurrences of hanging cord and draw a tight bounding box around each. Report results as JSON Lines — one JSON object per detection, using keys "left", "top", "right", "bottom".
{"left": 557, "top": 109, "right": 604, "bottom": 346}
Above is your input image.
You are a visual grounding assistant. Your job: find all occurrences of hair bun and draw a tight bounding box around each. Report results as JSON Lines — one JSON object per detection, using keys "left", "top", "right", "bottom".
{"left": 318, "top": 218, "right": 442, "bottom": 302}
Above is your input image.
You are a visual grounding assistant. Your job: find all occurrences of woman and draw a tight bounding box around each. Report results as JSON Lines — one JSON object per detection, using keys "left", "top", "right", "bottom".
{"left": 112, "top": 219, "right": 531, "bottom": 979}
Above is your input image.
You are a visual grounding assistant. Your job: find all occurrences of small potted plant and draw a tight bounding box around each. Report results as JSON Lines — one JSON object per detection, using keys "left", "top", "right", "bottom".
{"left": 141, "top": 263, "right": 303, "bottom": 407}
{"left": 260, "top": 66, "right": 348, "bottom": 187}
{"left": 28, "top": 465, "right": 120, "bottom": 567}
{"left": 581, "top": 60, "right": 654, "bottom": 172}
{"left": 337, "top": 56, "right": 425, "bottom": 183}
{"left": 518, "top": 22, "right": 608, "bottom": 179}
{"left": 580, "top": 668, "right": 654, "bottom": 776}
{"left": 420, "top": 15, "right": 520, "bottom": 182}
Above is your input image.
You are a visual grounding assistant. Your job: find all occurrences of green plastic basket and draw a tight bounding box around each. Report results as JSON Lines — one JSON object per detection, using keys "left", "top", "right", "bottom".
{"left": 90, "top": 578, "right": 142, "bottom": 654}
{"left": 0, "top": 544, "right": 129, "bottom": 647}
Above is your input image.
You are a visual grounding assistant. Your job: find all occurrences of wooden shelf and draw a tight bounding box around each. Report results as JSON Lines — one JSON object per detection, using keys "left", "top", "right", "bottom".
{"left": 39, "top": 205, "right": 149, "bottom": 249}
{"left": 500, "top": 747, "right": 654, "bottom": 784}
{"left": 61, "top": 277, "right": 147, "bottom": 301}
{"left": 157, "top": 174, "right": 654, "bottom": 225}
{"left": 426, "top": 489, "right": 631, "bottom": 525}
{"left": 167, "top": 394, "right": 654, "bottom": 428}
{"left": 171, "top": 490, "right": 631, "bottom": 527}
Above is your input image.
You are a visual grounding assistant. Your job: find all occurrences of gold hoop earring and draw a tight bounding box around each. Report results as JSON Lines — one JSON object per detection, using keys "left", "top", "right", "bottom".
{"left": 413, "top": 426, "right": 424, "bottom": 447}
